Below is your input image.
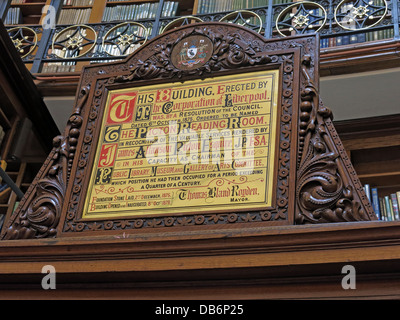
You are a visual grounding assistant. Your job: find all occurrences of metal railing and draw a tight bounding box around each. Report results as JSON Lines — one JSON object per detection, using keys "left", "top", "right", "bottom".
{"left": 4, "top": 0, "right": 400, "bottom": 73}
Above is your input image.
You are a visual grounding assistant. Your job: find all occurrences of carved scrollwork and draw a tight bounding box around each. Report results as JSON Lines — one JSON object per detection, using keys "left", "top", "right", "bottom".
{"left": 112, "top": 26, "right": 273, "bottom": 83}
{"left": 295, "top": 57, "right": 374, "bottom": 223}
{"left": 2, "top": 87, "right": 88, "bottom": 240}
{"left": 3, "top": 136, "right": 67, "bottom": 239}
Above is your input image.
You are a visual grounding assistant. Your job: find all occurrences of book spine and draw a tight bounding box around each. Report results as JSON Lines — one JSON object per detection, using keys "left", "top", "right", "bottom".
{"left": 371, "top": 188, "right": 381, "bottom": 220}
{"left": 391, "top": 193, "right": 400, "bottom": 220}
{"left": 380, "top": 197, "right": 387, "bottom": 221}
{"left": 342, "top": 34, "right": 350, "bottom": 45}
{"left": 357, "top": 32, "right": 366, "bottom": 43}
{"left": 349, "top": 33, "right": 358, "bottom": 44}
{"left": 384, "top": 196, "right": 394, "bottom": 221}
{"left": 197, "top": 0, "right": 202, "bottom": 14}
{"left": 364, "top": 184, "right": 371, "bottom": 203}
{"left": 397, "top": 192, "right": 400, "bottom": 214}
{"left": 13, "top": 201, "right": 20, "bottom": 213}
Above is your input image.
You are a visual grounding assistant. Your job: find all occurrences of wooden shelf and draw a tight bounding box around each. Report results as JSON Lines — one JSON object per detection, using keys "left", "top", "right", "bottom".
{"left": 61, "top": 6, "right": 93, "bottom": 9}
{"left": 334, "top": 114, "right": 400, "bottom": 221}
{"left": 106, "top": 0, "right": 159, "bottom": 4}
{"left": 6, "top": 0, "right": 50, "bottom": 25}
{"left": 10, "top": 3, "right": 46, "bottom": 16}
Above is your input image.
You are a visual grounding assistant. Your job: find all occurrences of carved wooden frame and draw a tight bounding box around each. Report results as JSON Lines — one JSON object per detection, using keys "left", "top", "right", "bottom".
{"left": 1, "top": 22, "right": 376, "bottom": 240}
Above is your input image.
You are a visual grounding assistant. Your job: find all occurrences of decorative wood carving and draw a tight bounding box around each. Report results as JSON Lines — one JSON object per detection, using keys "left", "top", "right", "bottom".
{"left": 1, "top": 22, "right": 376, "bottom": 240}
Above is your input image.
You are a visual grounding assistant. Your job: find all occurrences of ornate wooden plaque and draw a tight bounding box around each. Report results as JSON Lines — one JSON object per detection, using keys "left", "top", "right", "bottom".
{"left": 82, "top": 70, "right": 280, "bottom": 219}
{"left": 1, "top": 22, "right": 376, "bottom": 240}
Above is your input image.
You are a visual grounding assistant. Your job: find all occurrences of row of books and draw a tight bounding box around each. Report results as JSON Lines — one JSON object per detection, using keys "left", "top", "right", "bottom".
{"left": 11, "top": 0, "right": 28, "bottom": 4}
{"left": 273, "top": 0, "right": 293, "bottom": 4}
{"left": 42, "top": 46, "right": 77, "bottom": 73}
{"left": 41, "top": 61, "right": 76, "bottom": 73}
{"left": 320, "top": 28, "right": 394, "bottom": 48}
{"left": 364, "top": 184, "right": 400, "bottom": 221}
{"left": 197, "top": 0, "right": 268, "bottom": 14}
{"left": 102, "top": 1, "right": 178, "bottom": 22}
{"left": 4, "top": 7, "right": 23, "bottom": 25}
{"left": 57, "top": 8, "right": 92, "bottom": 25}
{"left": 63, "top": 0, "right": 93, "bottom": 6}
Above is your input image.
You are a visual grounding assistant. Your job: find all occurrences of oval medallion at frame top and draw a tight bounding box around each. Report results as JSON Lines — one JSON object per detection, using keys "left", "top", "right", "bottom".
{"left": 171, "top": 35, "right": 213, "bottom": 71}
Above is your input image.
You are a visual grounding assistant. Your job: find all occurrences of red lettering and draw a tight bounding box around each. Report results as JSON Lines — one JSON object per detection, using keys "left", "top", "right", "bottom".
{"left": 107, "top": 93, "right": 137, "bottom": 124}
{"left": 156, "top": 89, "right": 171, "bottom": 102}
{"left": 217, "top": 85, "right": 225, "bottom": 95}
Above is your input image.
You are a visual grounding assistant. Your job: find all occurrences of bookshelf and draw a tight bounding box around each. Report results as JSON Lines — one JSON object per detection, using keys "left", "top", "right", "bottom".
{"left": 57, "top": 0, "right": 110, "bottom": 25}
{"left": 103, "top": 0, "right": 161, "bottom": 22}
{"left": 5, "top": 0, "right": 52, "bottom": 25}
{"left": 335, "top": 114, "right": 400, "bottom": 221}
{"left": 196, "top": 0, "right": 267, "bottom": 14}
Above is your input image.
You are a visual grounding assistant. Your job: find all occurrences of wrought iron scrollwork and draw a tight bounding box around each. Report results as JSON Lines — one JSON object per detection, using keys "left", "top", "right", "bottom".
{"left": 219, "top": 10, "right": 263, "bottom": 34}
{"left": 161, "top": 16, "right": 204, "bottom": 33}
{"left": 51, "top": 24, "right": 97, "bottom": 59}
{"left": 102, "top": 22, "right": 148, "bottom": 56}
{"left": 8, "top": 26, "right": 38, "bottom": 58}
{"left": 275, "top": 1, "right": 327, "bottom": 37}
{"left": 334, "top": 0, "right": 388, "bottom": 30}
